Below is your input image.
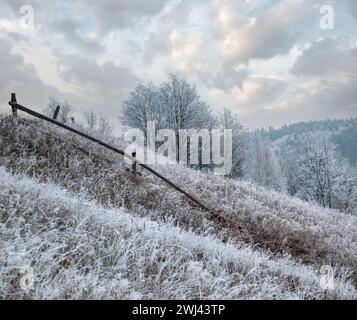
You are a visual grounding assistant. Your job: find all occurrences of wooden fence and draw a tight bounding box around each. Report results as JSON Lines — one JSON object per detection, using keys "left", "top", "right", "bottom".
{"left": 9, "top": 93, "right": 212, "bottom": 213}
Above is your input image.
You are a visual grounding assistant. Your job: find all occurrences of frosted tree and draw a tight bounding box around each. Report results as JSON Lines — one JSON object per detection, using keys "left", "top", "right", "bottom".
{"left": 84, "top": 109, "right": 98, "bottom": 130}
{"left": 297, "top": 132, "right": 338, "bottom": 208}
{"left": 82, "top": 109, "right": 114, "bottom": 140}
{"left": 245, "top": 132, "right": 286, "bottom": 191}
{"left": 159, "top": 74, "right": 214, "bottom": 161}
{"left": 98, "top": 115, "right": 113, "bottom": 138}
{"left": 121, "top": 83, "right": 165, "bottom": 137}
{"left": 218, "top": 108, "right": 247, "bottom": 178}
{"left": 121, "top": 75, "right": 215, "bottom": 163}
{"left": 332, "top": 166, "right": 357, "bottom": 215}
{"left": 297, "top": 131, "right": 357, "bottom": 213}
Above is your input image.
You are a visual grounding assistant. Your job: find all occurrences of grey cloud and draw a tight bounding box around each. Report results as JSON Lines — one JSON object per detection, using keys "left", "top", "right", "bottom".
{"left": 143, "top": 0, "right": 207, "bottom": 63}
{"left": 56, "top": 54, "right": 140, "bottom": 115}
{"left": 305, "top": 76, "right": 357, "bottom": 113}
{"left": 344, "top": 0, "right": 357, "bottom": 19}
{"left": 82, "top": 0, "right": 169, "bottom": 32}
{"left": 212, "top": 67, "right": 249, "bottom": 93}
{"left": 0, "top": 38, "right": 61, "bottom": 113}
{"left": 217, "top": 0, "right": 318, "bottom": 64}
{"left": 1, "top": 0, "right": 41, "bottom": 13}
{"left": 199, "top": 65, "right": 250, "bottom": 94}
{"left": 144, "top": 29, "right": 171, "bottom": 64}
{"left": 241, "top": 76, "right": 288, "bottom": 109}
{"left": 49, "top": 18, "right": 104, "bottom": 54}
{"left": 4, "top": 32, "right": 30, "bottom": 43}
{"left": 247, "top": 75, "right": 357, "bottom": 128}
{"left": 4, "top": 1, "right": 104, "bottom": 55}
{"left": 2, "top": 0, "right": 169, "bottom": 34}
{"left": 291, "top": 38, "right": 357, "bottom": 77}
{"left": 58, "top": 55, "right": 138, "bottom": 88}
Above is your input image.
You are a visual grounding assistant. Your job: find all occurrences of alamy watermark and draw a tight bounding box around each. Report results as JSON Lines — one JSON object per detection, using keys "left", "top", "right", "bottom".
{"left": 19, "top": 265, "right": 35, "bottom": 291}
{"left": 320, "top": 5, "right": 334, "bottom": 30}
{"left": 319, "top": 265, "right": 334, "bottom": 290}
{"left": 19, "top": 5, "right": 34, "bottom": 30}
{"left": 124, "top": 122, "right": 232, "bottom": 176}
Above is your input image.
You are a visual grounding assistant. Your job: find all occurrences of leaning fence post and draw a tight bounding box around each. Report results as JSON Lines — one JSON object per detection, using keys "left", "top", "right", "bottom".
{"left": 10, "top": 93, "right": 18, "bottom": 125}
{"left": 11, "top": 93, "right": 17, "bottom": 118}
{"left": 53, "top": 105, "right": 61, "bottom": 120}
{"left": 131, "top": 152, "right": 137, "bottom": 174}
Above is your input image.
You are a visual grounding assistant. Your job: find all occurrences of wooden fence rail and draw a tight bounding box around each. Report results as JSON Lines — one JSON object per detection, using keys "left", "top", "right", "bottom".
{"left": 9, "top": 93, "right": 212, "bottom": 213}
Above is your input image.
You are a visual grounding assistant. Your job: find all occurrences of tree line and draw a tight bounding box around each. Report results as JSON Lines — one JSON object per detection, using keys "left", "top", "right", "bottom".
{"left": 46, "top": 74, "right": 357, "bottom": 216}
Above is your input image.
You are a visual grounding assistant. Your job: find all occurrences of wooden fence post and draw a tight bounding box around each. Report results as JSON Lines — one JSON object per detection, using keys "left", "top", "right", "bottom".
{"left": 131, "top": 152, "right": 137, "bottom": 174}
{"left": 11, "top": 93, "right": 17, "bottom": 125}
{"left": 53, "top": 105, "right": 61, "bottom": 120}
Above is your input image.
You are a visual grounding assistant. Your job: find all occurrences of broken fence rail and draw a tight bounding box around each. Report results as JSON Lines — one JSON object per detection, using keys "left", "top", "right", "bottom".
{"left": 9, "top": 93, "right": 212, "bottom": 213}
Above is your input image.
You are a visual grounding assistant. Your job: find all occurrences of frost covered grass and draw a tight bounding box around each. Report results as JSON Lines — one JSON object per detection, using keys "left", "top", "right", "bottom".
{"left": 158, "top": 164, "right": 357, "bottom": 281}
{"left": 1, "top": 167, "right": 356, "bottom": 300}
{"left": 0, "top": 117, "right": 219, "bottom": 236}
{"left": 0, "top": 116, "right": 356, "bottom": 295}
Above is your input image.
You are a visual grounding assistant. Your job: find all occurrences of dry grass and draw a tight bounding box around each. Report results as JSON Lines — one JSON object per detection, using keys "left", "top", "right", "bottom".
{"left": 0, "top": 115, "right": 356, "bottom": 289}
{"left": 1, "top": 167, "right": 356, "bottom": 299}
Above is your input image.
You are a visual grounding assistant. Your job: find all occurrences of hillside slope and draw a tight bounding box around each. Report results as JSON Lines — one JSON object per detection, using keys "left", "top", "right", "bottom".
{"left": 0, "top": 115, "right": 357, "bottom": 299}
{"left": 1, "top": 167, "right": 356, "bottom": 299}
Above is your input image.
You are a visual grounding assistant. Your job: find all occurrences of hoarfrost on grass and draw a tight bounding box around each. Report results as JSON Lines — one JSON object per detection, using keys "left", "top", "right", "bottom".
{"left": 0, "top": 167, "right": 356, "bottom": 299}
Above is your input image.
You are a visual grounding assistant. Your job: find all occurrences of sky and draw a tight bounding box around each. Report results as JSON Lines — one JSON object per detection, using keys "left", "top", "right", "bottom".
{"left": 0, "top": 0, "right": 356, "bottom": 130}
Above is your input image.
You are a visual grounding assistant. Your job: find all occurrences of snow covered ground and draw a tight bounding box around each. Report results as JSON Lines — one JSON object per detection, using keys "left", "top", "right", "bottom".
{"left": 0, "top": 116, "right": 356, "bottom": 299}
{"left": 1, "top": 167, "right": 356, "bottom": 299}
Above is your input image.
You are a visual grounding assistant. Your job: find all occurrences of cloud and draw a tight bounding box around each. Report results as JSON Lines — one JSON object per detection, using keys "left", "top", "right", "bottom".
{"left": 56, "top": 54, "right": 140, "bottom": 115}
{"left": 345, "top": 0, "right": 357, "bottom": 19}
{"left": 1, "top": 0, "right": 169, "bottom": 31}
{"left": 143, "top": 0, "right": 209, "bottom": 63}
{"left": 291, "top": 38, "right": 357, "bottom": 77}
{"left": 0, "top": 37, "right": 61, "bottom": 113}
{"left": 216, "top": 0, "right": 317, "bottom": 64}
{"left": 82, "top": 0, "right": 169, "bottom": 32}
{"left": 207, "top": 75, "right": 287, "bottom": 112}
{"left": 169, "top": 30, "right": 202, "bottom": 73}
{"left": 48, "top": 18, "right": 104, "bottom": 55}
{"left": 242, "top": 74, "right": 357, "bottom": 128}
{"left": 237, "top": 76, "right": 287, "bottom": 108}
{"left": 295, "top": 75, "right": 357, "bottom": 114}
{"left": 211, "top": 66, "right": 250, "bottom": 93}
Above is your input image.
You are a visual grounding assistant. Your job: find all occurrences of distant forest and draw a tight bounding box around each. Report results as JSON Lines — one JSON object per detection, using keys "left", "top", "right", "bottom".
{"left": 262, "top": 118, "right": 357, "bottom": 166}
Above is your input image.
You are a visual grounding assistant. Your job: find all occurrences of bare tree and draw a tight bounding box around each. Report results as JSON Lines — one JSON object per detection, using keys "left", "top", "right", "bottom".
{"left": 59, "top": 102, "right": 73, "bottom": 124}
{"left": 46, "top": 97, "right": 73, "bottom": 124}
{"left": 218, "top": 108, "right": 246, "bottom": 178}
{"left": 98, "top": 115, "right": 113, "bottom": 138}
{"left": 84, "top": 109, "right": 98, "bottom": 130}
{"left": 245, "top": 132, "right": 286, "bottom": 191}
{"left": 159, "top": 74, "right": 214, "bottom": 161}
{"left": 121, "top": 83, "right": 164, "bottom": 137}
{"left": 121, "top": 75, "right": 215, "bottom": 163}
{"left": 297, "top": 131, "right": 341, "bottom": 208}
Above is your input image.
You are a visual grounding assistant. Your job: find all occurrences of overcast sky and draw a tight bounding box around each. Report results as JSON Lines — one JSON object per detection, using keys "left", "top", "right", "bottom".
{"left": 0, "top": 0, "right": 356, "bottom": 129}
